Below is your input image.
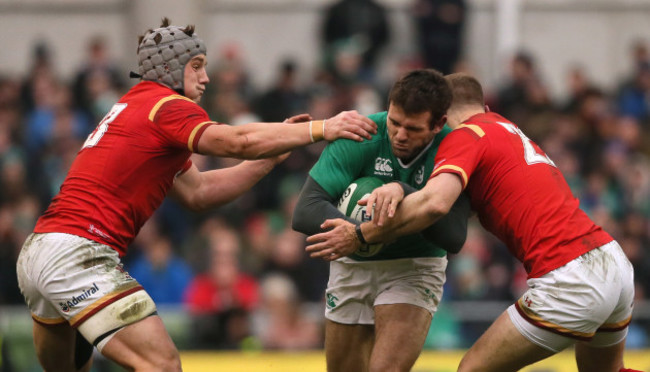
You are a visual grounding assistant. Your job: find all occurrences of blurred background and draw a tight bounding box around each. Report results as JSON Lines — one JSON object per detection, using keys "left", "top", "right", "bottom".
{"left": 0, "top": 0, "right": 649, "bottom": 370}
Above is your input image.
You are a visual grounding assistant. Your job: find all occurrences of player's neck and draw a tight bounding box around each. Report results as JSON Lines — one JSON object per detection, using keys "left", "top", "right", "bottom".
{"left": 447, "top": 107, "right": 484, "bottom": 129}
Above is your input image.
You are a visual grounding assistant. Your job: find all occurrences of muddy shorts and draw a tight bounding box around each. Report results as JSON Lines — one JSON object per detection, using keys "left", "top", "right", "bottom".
{"left": 508, "top": 240, "right": 635, "bottom": 352}
{"left": 17, "top": 233, "right": 156, "bottom": 347}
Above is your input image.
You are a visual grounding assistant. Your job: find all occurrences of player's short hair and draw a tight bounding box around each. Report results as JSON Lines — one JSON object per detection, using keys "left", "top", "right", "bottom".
{"left": 445, "top": 73, "right": 485, "bottom": 109}
{"left": 388, "top": 69, "right": 452, "bottom": 129}
{"left": 136, "top": 17, "right": 206, "bottom": 94}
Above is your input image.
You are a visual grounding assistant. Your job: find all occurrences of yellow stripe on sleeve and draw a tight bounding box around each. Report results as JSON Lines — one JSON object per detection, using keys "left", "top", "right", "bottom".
{"left": 433, "top": 164, "right": 468, "bottom": 187}
{"left": 187, "top": 121, "right": 215, "bottom": 152}
{"left": 457, "top": 124, "right": 485, "bottom": 137}
{"left": 148, "top": 94, "right": 195, "bottom": 121}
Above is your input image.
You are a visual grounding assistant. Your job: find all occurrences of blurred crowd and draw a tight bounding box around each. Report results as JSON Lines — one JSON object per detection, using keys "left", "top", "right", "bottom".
{"left": 1, "top": 0, "right": 649, "bottom": 354}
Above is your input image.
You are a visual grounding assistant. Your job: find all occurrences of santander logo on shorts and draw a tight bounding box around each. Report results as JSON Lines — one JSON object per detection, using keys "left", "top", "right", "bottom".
{"left": 59, "top": 283, "right": 100, "bottom": 313}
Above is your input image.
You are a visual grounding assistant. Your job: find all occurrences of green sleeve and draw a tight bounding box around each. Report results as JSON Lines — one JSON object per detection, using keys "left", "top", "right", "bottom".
{"left": 309, "top": 139, "right": 366, "bottom": 197}
{"left": 309, "top": 111, "right": 385, "bottom": 197}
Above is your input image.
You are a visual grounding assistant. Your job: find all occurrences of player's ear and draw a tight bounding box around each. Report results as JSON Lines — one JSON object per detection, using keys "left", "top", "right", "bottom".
{"left": 433, "top": 115, "right": 447, "bottom": 133}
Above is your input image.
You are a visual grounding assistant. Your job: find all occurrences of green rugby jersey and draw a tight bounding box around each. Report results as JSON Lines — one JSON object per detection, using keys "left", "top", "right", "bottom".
{"left": 309, "top": 111, "right": 452, "bottom": 261}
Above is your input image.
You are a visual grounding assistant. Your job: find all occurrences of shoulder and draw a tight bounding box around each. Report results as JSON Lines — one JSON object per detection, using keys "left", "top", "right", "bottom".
{"left": 367, "top": 111, "right": 387, "bottom": 127}
{"left": 150, "top": 94, "right": 206, "bottom": 122}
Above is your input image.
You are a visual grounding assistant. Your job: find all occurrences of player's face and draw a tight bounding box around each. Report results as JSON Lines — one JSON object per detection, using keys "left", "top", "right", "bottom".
{"left": 387, "top": 103, "right": 437, "bottom": 162}
{"left": 184, "top": 55, "right": 210, "bottom": 103}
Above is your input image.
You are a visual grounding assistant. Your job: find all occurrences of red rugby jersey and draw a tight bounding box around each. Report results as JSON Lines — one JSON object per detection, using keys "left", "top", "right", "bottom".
{"left": 431, "top": 112, "right": 612, "bottom": 278}
{"left": 34, "top": 82, "right": 215, "bottom": 255}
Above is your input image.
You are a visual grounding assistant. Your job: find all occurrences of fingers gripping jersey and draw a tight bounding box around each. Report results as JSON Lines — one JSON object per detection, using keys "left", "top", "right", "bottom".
{"left": 35, "top": 82, "right": 216, "bottom": 255}
{"left": 431, "top": 113, "right": 612, "bottom": 277}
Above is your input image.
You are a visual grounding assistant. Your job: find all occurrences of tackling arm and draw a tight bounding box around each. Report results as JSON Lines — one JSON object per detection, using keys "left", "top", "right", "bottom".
{"left": 393, "top": 181, "right": 470, "bottom": 253}
{"left": 170, "top": 157, "right": 282, "bottom": 211}
{"left": 362, "top": 173, "right": 464, "bottom": 244}
{"left": 305, "top": 172, "right": 464, "bottom": 260}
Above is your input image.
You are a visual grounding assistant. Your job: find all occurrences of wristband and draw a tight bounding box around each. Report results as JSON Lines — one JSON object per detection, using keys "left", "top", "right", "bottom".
{"left": 310, "top": 120, "right": 324, "bottom": 142}
{"left": 355, "top": 224, "right": 367, "bottom": 244}
{"left": 309, "top": 121, "right": 315, "bottom": 143}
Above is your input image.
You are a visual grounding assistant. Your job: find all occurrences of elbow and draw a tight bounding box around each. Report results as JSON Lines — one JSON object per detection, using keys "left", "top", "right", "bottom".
{"left": 291, "top": 208, "right": 308, "bottom": 234}
{"left": 444, "top": 234, "right": 467, "bottom": 254}
{"left": 226, "top": 133, "right": 274, "bottom": 159}
{"left": 183, "top": 196, "right": 208, "bottom": 212}
{"left": 222, "top": 136, "right": 252, "bottom": 159}
{"left": 204, "top": 131, "right": 256, "bottom": 159}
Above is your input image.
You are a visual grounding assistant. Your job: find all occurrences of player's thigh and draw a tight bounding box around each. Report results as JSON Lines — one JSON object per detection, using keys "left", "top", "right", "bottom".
{"left": 32, "top": 320, "right": 81, "bottom": 372}
{"left": 325, "top": 319, "right": 374, "bottom": 372}
{"left": 370, "top": 303, "right": 431, "bottom": 372}
{"left": 575, "top": 340, "right": 625, "bottom": 372}
{"left": 101, "top": 315, "right": 180, "bottom": 371}
{"left": 458, "top": 311, "right": 555, "bottom": 372}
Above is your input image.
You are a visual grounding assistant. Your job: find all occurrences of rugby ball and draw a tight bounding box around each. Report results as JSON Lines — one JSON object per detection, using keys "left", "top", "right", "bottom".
{"left": 337, "top": 177, "right": 385, "bottom": 257}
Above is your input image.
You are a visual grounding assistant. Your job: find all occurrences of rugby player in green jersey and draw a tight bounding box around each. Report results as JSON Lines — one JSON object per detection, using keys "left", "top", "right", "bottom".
{"left": 292, "top": 69, "right": 471, "bottom": 372}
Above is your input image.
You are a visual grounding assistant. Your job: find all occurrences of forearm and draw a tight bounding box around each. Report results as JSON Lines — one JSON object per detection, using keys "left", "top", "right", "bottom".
{"left": 200, "top": 159, "right": 277, "bottom": 207}
{"left": 292, "top": 176, "right": 356, "bottom": 235}
{"left": 361, "top": 188, "right": 448, "bottom": 243}
{"left": 174, "top": 159, "right": 277, "bottom": 210}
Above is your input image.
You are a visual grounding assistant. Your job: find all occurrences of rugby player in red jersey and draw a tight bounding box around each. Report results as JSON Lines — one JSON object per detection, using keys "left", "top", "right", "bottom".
{"left": 16, "top": 18, "right": 376, "bottom": 372}
{"left": 306, "top": 73, "right": 635, "bottom": 372}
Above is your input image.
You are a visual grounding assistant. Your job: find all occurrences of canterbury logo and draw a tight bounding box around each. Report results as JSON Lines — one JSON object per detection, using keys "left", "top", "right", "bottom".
{"left": 374, "top": 157, "right": 393, "bottom": 174}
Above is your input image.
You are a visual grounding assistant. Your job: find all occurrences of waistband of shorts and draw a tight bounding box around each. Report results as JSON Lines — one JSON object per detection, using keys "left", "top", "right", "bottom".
{"left": 336, "top": 256, "right": 447, "bottom": 266}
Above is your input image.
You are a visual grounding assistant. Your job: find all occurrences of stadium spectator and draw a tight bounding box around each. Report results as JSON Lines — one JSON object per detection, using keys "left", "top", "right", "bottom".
{"left": 412, "top": 0, "right": 467, "bottom": 74}
{"left": 254, "top": 273, "right": 322, "bottom": 350}
{"left": 184, "top": 225, "right": 259, "bottom": 349}
{"left": 72, "top": 36, "right": 125, "bottom": 123}
{"left": 321, "top": 0, "right": 390, "bottom": 84}
{"left": 126, "top": 220, "right": 193, "bottom": 305}
{"left": 494, "top": 51, "right": 552, "bottom": 133}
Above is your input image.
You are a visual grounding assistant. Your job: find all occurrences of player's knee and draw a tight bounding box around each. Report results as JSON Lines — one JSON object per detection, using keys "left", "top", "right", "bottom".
{"left": 153, "top": 349, "right": 182, "bottom": 372}
{"left": 457, "top": 355, "right": 482, "bottom": 372}
{"left": 36, "top": 349, "right": 75, "bottom": 372}
{"left": 369, "top": 364, "right": 408, "bottom": 372}
{"left": 369, "top": 357, "right": 411, "bottom": 372}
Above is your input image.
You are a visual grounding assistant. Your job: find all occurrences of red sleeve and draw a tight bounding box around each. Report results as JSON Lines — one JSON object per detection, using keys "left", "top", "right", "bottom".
{"left": 430, "top": 126, "right": 484, "bottom": 188}
{"left": 151, "top": 98, "right": 216, "bottom": 152}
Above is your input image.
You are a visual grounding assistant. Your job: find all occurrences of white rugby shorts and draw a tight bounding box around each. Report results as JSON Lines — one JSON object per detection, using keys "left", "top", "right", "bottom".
{"left": 508, "top": 240, "right": 634, "bottom": 353}
{"left": 325, "top": 256, "right": 447, "bottom": 324}
{"left": 17, "top": 233, "right": 156, "bottom": 347}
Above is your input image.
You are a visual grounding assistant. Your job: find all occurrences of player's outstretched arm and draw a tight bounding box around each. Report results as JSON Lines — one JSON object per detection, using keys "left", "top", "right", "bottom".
{"left": 171, "top": 114, "right": 318, "bottom": 210}
{"left": 197, "top": 110, "right": 377, "bottom": 159}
